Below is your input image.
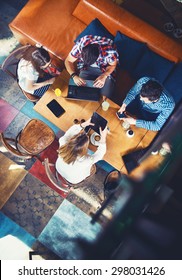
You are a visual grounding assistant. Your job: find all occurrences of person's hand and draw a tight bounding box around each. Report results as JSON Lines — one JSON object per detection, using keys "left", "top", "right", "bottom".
{"left": 118, "top": 103, "right": 126, "bottom": 114}
{"left": 99, "top": 126, "right": 108, "bottom": 143}
{"left": 73, "top": 76, "right": 86, "bottom": 86}
{"left": 93, "top": 74, "right": 107, "bottom": 88}
{"left": 122, "top": 117, "right": 136, "bottom": 125}
{"left": 80, "top": 118, "right": 94, "bottom": 128}
{"left": 47, "top": 77, "right": 56, "bottom": 85}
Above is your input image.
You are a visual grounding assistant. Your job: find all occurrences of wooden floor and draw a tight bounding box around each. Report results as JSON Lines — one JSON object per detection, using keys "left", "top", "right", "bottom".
{"left": 0, "top": 153, "right": 27, "bottom": 209}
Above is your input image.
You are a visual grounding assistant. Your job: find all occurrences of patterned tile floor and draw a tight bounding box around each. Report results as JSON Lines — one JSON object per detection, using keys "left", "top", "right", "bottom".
{"left": 0, "top": 0, "right": 116, "bottom": 260}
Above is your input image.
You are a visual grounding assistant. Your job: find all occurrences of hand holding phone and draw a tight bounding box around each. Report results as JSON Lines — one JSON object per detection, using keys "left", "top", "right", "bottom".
{"left": 116, "top": 111, "right": 126, "bottom": 119}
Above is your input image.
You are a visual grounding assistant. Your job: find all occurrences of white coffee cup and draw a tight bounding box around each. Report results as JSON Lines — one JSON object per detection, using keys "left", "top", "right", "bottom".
{"left": 102, "top": 101, "right": 110, "bottom": 111}
{"left": 126, "top": 129, "right": 134, "bottom": 138}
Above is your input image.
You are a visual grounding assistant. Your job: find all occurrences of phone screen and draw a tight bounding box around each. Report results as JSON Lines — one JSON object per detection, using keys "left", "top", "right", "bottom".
{"left": 116, "top": 111, "right": 126, "bottom": 119}
{"left": 47, "top": 99, "right": 65, "bottom": 117}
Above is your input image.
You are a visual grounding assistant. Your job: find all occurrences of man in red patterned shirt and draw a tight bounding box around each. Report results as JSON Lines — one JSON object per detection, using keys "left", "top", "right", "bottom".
{"left": 65, "top": 35, "right": 119, "bottom": 99}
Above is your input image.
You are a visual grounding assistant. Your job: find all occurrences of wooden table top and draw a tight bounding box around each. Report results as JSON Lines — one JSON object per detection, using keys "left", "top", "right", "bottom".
{"left": 34, "top": 70, "right": 158, "bottom": 173}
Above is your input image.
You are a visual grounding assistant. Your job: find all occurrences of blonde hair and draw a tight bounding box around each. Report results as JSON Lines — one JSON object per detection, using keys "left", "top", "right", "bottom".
{"left": 57, "top": 130, "right": 89, "bottom": 164}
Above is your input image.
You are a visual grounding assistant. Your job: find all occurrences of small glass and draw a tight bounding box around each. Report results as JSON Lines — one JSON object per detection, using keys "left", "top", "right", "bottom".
{"left": 122, "top": 120, "right": 130, "bottom": 130}
{"left": 164, "top": 22, "right": 174, "bottom": 33}
{"left": 126, "top": 129, "right": 134, "bottom": 138}
{"left": 159, "top": 147, "right": 169, "bottom": 156}
{"left": 159, "top": 142, "right": 171, "bottom": 156}
{"left": 54, "top": 88, "right": 62, "bottom": 97}
{"left": 102, "top": 101, "right": 110, "bottom": 111}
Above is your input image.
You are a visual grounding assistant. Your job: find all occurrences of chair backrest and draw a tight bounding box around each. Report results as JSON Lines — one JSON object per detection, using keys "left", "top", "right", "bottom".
{"left": 104, "top": 170, "right": 121, "bottom": 199}
{"left": 1, "top": 44, "right": 40, "bottom": 102}
{"left": 17, "top": 119, "right": 55, "bottom": 155}
{"left": 1, "top": 44, "right": 30, "bottom": 79}
{"left": 0, "top": 133, "right": 32, "bottom": 159}
{"left": 43, "top": 158, "right": 70, "bottom": 193}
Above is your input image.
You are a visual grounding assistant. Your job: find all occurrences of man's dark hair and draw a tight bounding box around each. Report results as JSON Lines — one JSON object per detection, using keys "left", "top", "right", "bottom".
{"left": 82, "top": 44, "right": 100, "bottom": 66}
{"left": 140, "top": 80, "right": 163, "bottom": 101}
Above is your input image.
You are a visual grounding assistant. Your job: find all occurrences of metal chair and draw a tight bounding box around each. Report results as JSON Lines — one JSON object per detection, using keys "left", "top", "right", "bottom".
{"left": 42, "top": 158, "right": 70, "bottom": 193}
{"left": 42, "top": 158, "right": 97, "bottom": 193}
{"left": 1, "top": 44, "right": 40, "bottom": 103}
{"left": 0, "top": 119, "right": 55, "bottom": 159}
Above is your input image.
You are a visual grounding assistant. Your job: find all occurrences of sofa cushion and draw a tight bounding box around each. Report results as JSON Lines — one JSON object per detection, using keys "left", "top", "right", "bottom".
{"left": 74, "top": 18, "right": 114, "bottom": 42}
{"left": 163, "top": 62, "right": 182, "bottom": 105}
{"left": 114, "top": 31, "right": 147, "bottom": 74}
{"left": 132, "top": 48, "right": 175, "bottom": 83}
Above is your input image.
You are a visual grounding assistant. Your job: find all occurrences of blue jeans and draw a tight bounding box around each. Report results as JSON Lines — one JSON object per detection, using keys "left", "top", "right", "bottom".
{"left": 79, "top": 66, "right": 115, "bottom": 98}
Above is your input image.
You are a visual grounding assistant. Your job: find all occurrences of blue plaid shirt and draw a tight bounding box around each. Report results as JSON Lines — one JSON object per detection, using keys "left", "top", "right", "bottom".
{"left": 71, "top": 35, "right": 119, "bottom": 78}
{"left": 123, "top": 77, "right": 175, "bottom": 131}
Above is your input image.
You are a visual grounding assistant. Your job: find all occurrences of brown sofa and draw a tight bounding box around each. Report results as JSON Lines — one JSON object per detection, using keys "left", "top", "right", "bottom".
{"left": 9, "top": 0, "right": 182, "bottom": 104}
{"left": 9, "top": 0, "right": 182, "bottom": 62}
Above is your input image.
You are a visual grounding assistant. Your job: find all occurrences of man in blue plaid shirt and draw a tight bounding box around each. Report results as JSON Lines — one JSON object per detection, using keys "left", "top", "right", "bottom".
{"left": 117, "top": 77, "right": 175, "bottom": 131}
{"left": 65, "top": 35, "right": 119, "bottom": 99}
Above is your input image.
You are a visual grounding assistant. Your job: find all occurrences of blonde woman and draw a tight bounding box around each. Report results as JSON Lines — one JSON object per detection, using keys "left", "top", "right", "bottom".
{"left": 56, "top": 119, "right": 108, "bottom": 184}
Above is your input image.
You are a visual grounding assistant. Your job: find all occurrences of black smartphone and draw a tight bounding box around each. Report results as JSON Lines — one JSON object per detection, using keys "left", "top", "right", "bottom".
{"left": 90, "top": 112, "right": 108, "bottom": 135}
{"left": 116, "top": 111, "right": 126, "bottom": 119}
{"left": 46, "top": 99, "right": 65, "bottom": 117}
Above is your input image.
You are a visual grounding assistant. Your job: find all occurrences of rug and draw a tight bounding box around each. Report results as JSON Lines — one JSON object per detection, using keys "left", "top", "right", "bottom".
{"left": 1, "top": 173, "right": 64, "bottom": 238}
{"left": 38, "top": 200, "right": 102, "bottom": 260}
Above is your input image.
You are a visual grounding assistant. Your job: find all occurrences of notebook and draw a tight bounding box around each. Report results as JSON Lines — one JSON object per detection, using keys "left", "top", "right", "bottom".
{"left": 67, "top": 78, "right": 101, "bottom": 102}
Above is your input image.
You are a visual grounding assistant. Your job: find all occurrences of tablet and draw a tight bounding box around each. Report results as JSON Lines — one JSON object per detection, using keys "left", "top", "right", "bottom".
{"left": 90, "top": 112, "right": 108, "bottom": 134}
{"left": 46, "top": 99, "right": 65, "bottom": 117}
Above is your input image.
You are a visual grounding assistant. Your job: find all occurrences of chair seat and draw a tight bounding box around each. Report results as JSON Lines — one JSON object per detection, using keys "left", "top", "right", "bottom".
{"left": 18, "top": 119, "right": 55, "bottom": 155}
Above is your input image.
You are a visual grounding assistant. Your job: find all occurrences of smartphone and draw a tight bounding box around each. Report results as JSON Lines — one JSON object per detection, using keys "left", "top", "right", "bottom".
{"left": 46, "top": 99, "right": 65, "bottom": 117}
{"left": 116, "top": 111, "right": 126, "bottom": 119}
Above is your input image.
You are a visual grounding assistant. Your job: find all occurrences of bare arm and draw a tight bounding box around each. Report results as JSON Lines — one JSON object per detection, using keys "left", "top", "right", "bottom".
{"left": 25, "top": 77, "right": 55, "bottom": 91}
{"left": 64, "top": 53, "right": 86, "bottom": 86}
{"left": 93, "top": 59, "right": 117, "bottom": 88}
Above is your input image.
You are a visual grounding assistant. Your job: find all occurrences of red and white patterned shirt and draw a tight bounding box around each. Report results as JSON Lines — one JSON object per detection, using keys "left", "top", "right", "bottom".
{"left": 71, "top": 35, "right": 119, "bottom": 77}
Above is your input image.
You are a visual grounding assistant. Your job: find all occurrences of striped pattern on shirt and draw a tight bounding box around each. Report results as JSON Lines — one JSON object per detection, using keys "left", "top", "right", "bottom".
{"left": 123, "top": 77, "right": 175, "bottom": 131}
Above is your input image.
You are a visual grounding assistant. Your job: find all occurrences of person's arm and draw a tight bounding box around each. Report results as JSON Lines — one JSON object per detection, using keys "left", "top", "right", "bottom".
{"left": 25, "top": 77, "right": 55, "bottom": 92}
{"left": 118, "top": 77, "right": 150, "bottom": 113}
{"left": 93, "top": 59, "right": 117, "bottom": 88}
{"left": 136, "top": 105, "right": 174, "bottom": 131}
{"left": 59, "top": 119, "right": 94, "bottom": 146}
{"left": 65, "top": 53, "right": 86, "bottom": 86}
{"left": 90, "top": 126, "right": 108, "bottom": 163}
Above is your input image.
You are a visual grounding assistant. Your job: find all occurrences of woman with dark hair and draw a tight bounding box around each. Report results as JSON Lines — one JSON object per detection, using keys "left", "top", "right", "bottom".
{"left": 17, "top": 46, "right": 56, "bottom": 97}
{"left": 56, "top": 118, "right": 108, "bottom": 184}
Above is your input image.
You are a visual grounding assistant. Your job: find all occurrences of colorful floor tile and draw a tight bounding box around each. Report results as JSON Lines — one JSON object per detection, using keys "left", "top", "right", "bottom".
{"left": 20, "top": 100, "right": 60, "bottom": 134}
{"left": 29, "top": 139, "right": 69, "bottom": 198}
{"left": 1, "top": 173, "right": 64, "bottom": 237}
{"left": 0, "top": 212, "right": 35, "bottom": 247}
{"left": 38, "top": 200, "right": 102, "bottom": 259}
{"left": 0, "top": 152, "right": 27, "bottom": 209}
{"left": 0, "top": 212, "right": 36, "bottom": 260}
{"left": 67, "top": 166, "right": 107, "bottom": 214}
{"left": 0, "top": 98, "right": 19, "bottom": 132}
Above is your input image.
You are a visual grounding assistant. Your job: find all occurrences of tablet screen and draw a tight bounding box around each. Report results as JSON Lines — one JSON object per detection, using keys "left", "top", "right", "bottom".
{"left": 90, "top": 112, "right": 108, "bottom": 134}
